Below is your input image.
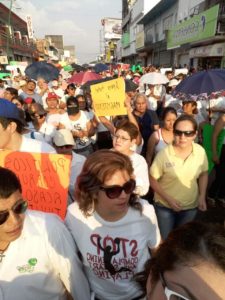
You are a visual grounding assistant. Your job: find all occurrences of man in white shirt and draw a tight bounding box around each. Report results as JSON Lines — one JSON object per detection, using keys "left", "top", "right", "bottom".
{"left": 0, "top": 99, "right": 55, "bottom": 153}
{"left": 0, "top": 166, "right": 91, "bottom": 300}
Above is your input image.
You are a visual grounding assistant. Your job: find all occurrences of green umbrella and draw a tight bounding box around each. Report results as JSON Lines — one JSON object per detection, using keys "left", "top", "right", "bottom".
{"left": 63, "top": 65, "right": 73, "bottom": 72}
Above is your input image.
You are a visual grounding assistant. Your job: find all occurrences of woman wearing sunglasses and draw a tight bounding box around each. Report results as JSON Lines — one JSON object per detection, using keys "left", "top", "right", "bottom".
{"left": 65, "top": 150, "right": 161, "bottom": 300}
{"left": 150, "top": 115, "right": 208, "bottom": 240}
{"left": 136, "top": 221, "right": 225, "bottom": 300}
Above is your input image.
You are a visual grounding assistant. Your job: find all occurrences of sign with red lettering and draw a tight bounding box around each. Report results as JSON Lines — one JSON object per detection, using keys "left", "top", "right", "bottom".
{"left": 0, "top": 151, "right": 71, "bottom": 219}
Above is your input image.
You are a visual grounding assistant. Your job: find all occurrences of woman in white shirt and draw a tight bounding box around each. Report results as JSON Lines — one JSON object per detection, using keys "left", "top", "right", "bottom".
{"left": 112, "top": 120, "right": 149, "bottom": 196}
{"left": 65, "top": 150, "right": 161, "bottom": 300}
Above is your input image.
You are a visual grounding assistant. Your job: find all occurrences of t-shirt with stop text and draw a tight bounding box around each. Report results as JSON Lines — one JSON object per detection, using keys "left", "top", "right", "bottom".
{"left": 65, "top": 199, "right": 161, "bottom": 300}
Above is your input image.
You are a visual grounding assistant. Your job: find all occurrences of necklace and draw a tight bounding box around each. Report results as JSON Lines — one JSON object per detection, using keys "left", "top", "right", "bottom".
{"left": 0, "top": 250, "right": 5, "bottom": 263}
{"left": 0, "top": 243, "right": 9, "bottom": 263}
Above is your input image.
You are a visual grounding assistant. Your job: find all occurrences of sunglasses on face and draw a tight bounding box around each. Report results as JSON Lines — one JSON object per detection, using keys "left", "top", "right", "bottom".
{"left": 100, "top": 179, "right": 136, "bottom": 199}
{"left": 0, "top": 200, "right": 28, "bottom": 225}
{"left": 160, "top": 273, "right": 191, "bottom": 300}
{"left": 164, "top": 287, "right": 190, "bottom": 300}
{"left": 31, "top": 113, "right": 46, "bottom": 119}
{"left": 174, "top": 129, "right": 196, "bottom": 137}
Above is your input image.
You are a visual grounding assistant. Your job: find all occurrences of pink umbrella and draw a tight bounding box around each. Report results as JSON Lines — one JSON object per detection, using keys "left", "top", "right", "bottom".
{"left": 68, "top": 71, "right": 101, "bottom": 85}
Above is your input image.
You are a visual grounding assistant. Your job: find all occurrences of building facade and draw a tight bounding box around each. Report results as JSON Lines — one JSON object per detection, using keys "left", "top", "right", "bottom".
{"left": 0, "top": 3, "right": 36, "bottom": 64}
{"left": 121, "top": 0, "right": 157, "bottom": 65}
{"left": 121, "top": 0, "right": 225, "bottom": 68}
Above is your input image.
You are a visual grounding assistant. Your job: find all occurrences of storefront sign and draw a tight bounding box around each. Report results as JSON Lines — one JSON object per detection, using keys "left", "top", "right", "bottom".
{"left": 136, "top": 31, "right": 145, "bottom": 49}
{"left": 122, "top": 32, "right": 130, "bottom": 48}
{"left": 189, "top": 43, "right": 225, "bottom": 57}
{"left": 167, "top": 4, "right": 219, "bottom": 49}
{"left": 26, "top": 15, "right": 34, "bottom": 39}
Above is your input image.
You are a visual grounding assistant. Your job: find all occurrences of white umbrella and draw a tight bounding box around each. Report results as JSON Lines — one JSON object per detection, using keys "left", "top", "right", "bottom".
{"left": 140, "top": 72, "right": 169, "bottom": 85}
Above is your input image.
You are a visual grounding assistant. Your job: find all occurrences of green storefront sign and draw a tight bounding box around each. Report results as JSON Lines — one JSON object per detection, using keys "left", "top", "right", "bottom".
{"left": 167, "top": 4, "right": 219, "bottom": 49}
{"left": 122, "top": 32, "right": 130, "bottom": 48}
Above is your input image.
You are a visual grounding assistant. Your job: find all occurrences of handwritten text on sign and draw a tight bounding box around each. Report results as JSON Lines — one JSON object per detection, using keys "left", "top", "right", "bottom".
{"left": 0, "top": 151, "right": 71, "bottom": 219}
{"left": 91, "top": 78, "right": 127, "bottom": 116}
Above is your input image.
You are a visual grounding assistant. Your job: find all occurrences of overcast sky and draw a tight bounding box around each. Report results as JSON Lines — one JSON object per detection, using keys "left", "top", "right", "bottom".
{"left": 12, "top": 0, "right": 122, "bottom": 63}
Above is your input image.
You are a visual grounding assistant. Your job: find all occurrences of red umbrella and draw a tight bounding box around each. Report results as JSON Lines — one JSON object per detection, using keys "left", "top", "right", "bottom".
{"left": 68, "top": 71, "right": 101, "bottom": 85}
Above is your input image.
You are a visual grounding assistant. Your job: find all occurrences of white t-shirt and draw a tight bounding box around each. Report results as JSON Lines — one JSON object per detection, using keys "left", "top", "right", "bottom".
{"left": 60, "top": 111, "right": 92, "bottom": 150}
{"left": 46, "top": 113, "right": 63, "bottom": 126}
{"left": 65, "top": 200, "right": 161, "bottom": 300}
{"left": 23, "top": 130, "right": 46, "bottom": 142}
{"left": 23, "top": 122, "right": 56, "bottom": 145}
{"left": 20, "top": 136, "right": 56, "bottom": 153}
{"left": 130, "top": 152, "right": 149, "bottom": 196}
{"left": 39, "top": 122, "right": 57, "bottom": 144}
{"left": 0, "top": 210, "right": 90, "bottom": 300}
{"left": 50, "top": 87, "right": 64, "bottom": 99}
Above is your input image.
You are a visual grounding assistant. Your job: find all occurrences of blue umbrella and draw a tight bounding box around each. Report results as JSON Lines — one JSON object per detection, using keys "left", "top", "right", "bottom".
{"left": 94, "top": 63, "right": 109, "bottom": 73}
{"left": 175, "top": 69, "right": 225, "bottom": 96}
{"left": 25, "top": 61, "right": 60, "bottom": 82}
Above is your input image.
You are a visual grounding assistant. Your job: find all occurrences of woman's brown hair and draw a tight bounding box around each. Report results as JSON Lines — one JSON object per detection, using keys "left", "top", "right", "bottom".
{"left": 75, "top": 149, "right": 142, "bottom": 216}
{"left": 173, "top": 114, "right": 198, "bottom": 131}
{"left": 115, "top": 120, "right": 139, "bottom": 140}
{"left": 135, "top": 222, "right": 225, "bottom": 295}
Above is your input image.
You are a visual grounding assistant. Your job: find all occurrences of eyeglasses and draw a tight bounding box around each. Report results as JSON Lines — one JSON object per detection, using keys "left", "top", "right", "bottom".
{"left": 160, "top": 273, "right": 191, "bottom": 300}
{"left": 100, "top": 179, "right": 136, "bottom": 199}
{"left": 0, "top": 200, "right": 28, "bottom": 225}
{"left": 174, "top": 129, "right": 196, "bottom": 137}
{"left": 113, "top": 134, "right": 131, "bottom": 142}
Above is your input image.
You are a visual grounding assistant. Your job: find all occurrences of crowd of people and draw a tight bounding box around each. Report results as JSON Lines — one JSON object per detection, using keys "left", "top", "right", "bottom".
{"left": 0, "top": 63, "right": 225, "bottom": 300}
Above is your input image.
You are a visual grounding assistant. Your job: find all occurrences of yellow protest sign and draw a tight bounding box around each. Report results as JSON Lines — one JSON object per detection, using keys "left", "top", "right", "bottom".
{"left": 0, "top": 151, "right": 71, "bottom": 219}
{"left": 91, "top": 78, "right": 127, "bottom": 116}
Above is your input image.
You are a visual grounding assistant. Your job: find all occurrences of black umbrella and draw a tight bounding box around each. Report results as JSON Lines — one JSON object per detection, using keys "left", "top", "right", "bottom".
{"left": 175, "top": 69, "right": 225, "bottom": 96}
{"left": 25, "top": 61, "right": 59, "bottom": 82}
{"left": 82, "top": 77, "right": 113, "bottom": 92}
{"left": 82, "top": 63, "right": 90, "bottom": 69}
{"left": 70, "top": 63, "right": 85, "bottom": 72}
{"left": 124, "top": 79, "right": 138, "bottom": 92}
{"left": 82, "top": 78, "right": 138, "bottom": 93}
{"left": 94, "top": 63, "right": 109, "bottom": 73}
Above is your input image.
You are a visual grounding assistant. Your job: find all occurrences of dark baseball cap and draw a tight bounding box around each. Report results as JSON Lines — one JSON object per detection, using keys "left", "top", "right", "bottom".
{"left": 0, "top": 98, "right": 27, "bottom": 126}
